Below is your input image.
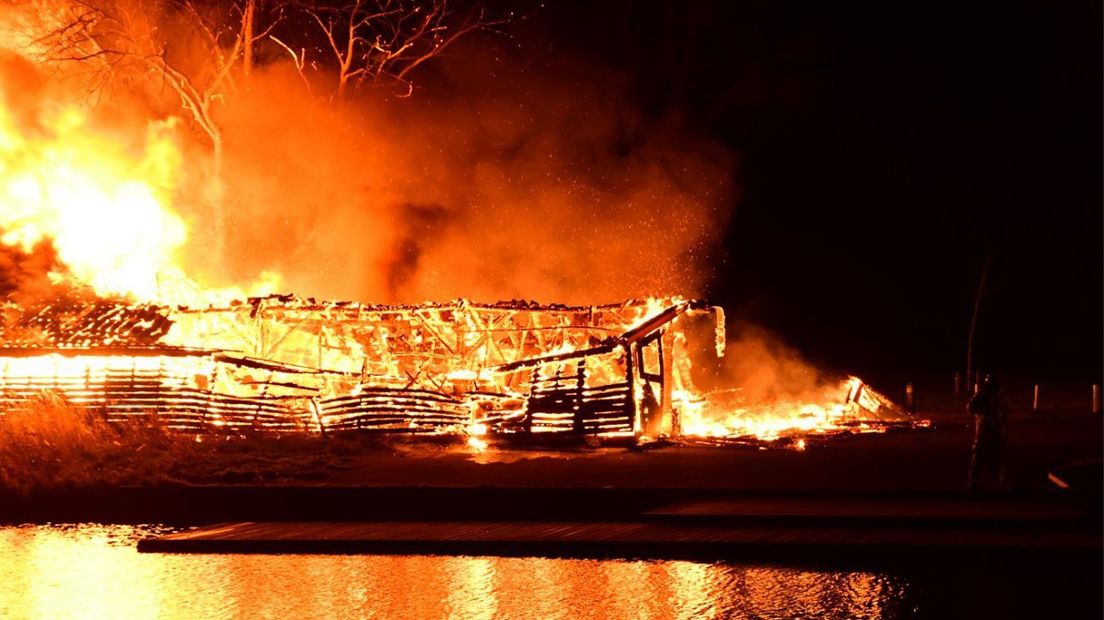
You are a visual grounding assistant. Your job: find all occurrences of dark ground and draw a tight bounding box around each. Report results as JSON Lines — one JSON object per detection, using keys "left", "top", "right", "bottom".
{"left": 313, "top": 409, "right": 1100, "bottom": 491}
{"left": 1, "top": 394, "right": 1100, "bottom": 495}
{"left": 1, "top": 404, "right": 1099, "bottom": 520}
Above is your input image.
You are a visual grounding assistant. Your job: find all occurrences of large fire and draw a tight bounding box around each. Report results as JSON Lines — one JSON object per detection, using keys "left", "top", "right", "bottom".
{"left": 0, "top": 102, "right": 185, "bottom": 301}
{"left": 0, "top": 6, "right": 917, "bottom": 448}
{"left": 0, "top": 97, "right": 278, "bottom": 305}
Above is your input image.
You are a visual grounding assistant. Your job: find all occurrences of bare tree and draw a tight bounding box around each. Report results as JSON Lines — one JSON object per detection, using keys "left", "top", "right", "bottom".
{"left": 24, "top": 0, "right": 504, "bottom": 259}
{"left": 32, "top": 1, "right": 242, "bottom": 153}
{"left": 297, "top": 0, "right": 502, "bottom": 99}
{"left": 241, "top": 0, "right": 257, "bottom": 76}
{"left": 28, "top": 0, "right": 503, "bottom": 131}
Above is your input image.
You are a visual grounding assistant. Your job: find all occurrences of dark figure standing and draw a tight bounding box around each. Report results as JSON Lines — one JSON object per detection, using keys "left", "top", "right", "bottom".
{"left": 967, "top": 374, "right": 1010, "bottom": 490}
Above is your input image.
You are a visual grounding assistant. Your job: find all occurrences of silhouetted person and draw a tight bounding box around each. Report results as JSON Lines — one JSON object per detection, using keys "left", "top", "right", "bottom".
{"left": 967, "top": 374, "right": 1009, "bottom": 490}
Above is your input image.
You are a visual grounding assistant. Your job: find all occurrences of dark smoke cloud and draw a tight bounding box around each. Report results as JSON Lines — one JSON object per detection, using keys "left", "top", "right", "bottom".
{"left": 383, "top": 202, "right": 455, "bottom": 299}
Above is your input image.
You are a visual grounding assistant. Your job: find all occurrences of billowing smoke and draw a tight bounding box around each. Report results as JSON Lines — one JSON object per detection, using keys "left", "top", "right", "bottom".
{"left": 1, "top": 1, "right": 737, "bottom": 306}
{"left": 690, "top": 319, "right": 849, "bottom": 408}
{"left": 721, "top": 322, "right": 841, "bottom": 403}
{"left": 180, "top": 48, "right": 737, "bottom": 304}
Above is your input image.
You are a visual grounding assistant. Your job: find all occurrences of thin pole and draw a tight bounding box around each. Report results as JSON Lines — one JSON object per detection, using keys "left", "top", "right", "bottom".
{"left": 966, "top": 258, "right": 991, "bottom": 400}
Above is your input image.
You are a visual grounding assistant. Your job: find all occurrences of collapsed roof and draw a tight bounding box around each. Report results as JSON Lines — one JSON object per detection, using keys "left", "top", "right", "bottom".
{"left": 0, "top": 295, "right": 909, "bottom": 442}
{"left": 0, "top": 296, "right": 721, "bottom": 438}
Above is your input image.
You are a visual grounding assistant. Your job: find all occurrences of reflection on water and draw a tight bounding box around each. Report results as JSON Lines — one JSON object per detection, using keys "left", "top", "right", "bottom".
{"left": 0, "top": 525, "right": 911, "bottom": 619}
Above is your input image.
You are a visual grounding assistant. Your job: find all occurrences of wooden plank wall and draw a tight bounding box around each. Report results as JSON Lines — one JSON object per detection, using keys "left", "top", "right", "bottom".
{"left": 0, "top": 352, "right": 633, "bottom": 437}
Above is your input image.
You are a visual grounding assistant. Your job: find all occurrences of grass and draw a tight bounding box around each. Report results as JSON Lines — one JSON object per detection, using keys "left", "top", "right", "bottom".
{"left": 0, "top": 394, "right": 420, "bottom": 493}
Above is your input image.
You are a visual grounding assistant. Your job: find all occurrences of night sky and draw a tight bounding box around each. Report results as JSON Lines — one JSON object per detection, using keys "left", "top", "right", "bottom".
{"left": 521, "top": 0, "right": 1101, "bottom": 384}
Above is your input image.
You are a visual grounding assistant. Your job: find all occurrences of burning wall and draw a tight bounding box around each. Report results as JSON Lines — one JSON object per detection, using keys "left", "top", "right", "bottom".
{"left": 0, "top": 296, "right": 714, "bottom": 438}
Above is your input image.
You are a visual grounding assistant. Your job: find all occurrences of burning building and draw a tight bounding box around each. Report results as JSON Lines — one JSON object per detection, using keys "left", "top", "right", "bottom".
{"left": 0, "top": 1, "right": 917, "bottom": 448}
{"left": 0, "top": 294, "right": 911, "bottom": 445}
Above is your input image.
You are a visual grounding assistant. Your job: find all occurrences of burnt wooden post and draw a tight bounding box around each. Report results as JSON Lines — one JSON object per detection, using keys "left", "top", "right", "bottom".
{"left": 905, "top": 382, "right": 915, "bottom": 415}
{"left": 154, "top": 356, "right": 165, "bottom": 428}
{"left": 625, "top": 344, "right": 638, "bottom": 436}
{"left": 310, "top": 397, "right": 328, "bottom": 437}
{"left": 199, "top": 360, "right": 213, "bottom": 430}
{"left": 1093, "top": 384, "right": 1101, "bottom": 416}
{"left": 1032, "top": 384, "right": 1040, "bottom": 414}
{"left": 129, "top": 358, "right": 137, "bottom": 425}
{"left": 83, "top": 362, "right": 96, "bottom": 414}
{"left": 572, "top": 361, "right": 586, "bottom": 435}
{"left": 660, "top": 329, "right": 675, "bottom": 436}
{"left": 634, "top": 332, "right": 665, "bottom": 438}
{"left": 252, "top": 370, "right": 273, "bottom": 431}
{"left": 524, "top": 368, "right": 536, "bottom": 434}
{"left": 256, "top": 304, "right": 266, "bottom": 359}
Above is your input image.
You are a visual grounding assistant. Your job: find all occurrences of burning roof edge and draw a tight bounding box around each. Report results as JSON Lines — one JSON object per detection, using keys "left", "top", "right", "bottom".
{"left": 1, "top": 296, "right": 725, "bottom": 376}
{"left": 167, "top": 294, "right": 698, "bottom": 315}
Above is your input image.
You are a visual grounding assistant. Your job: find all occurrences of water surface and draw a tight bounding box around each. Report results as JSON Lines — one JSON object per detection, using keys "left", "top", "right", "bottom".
{"left": 0, "top": 524, "right": 915, "bottom": 619}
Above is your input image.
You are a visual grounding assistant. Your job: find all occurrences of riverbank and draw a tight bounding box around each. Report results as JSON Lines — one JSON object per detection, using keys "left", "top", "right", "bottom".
{"left": 2, "top": 407, "right": 1099, "bottom": 618}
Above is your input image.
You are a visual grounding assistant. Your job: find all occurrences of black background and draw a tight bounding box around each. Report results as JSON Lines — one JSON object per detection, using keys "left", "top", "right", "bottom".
{"left": 520, "top": 0, "right": 1101, "bottom": 384}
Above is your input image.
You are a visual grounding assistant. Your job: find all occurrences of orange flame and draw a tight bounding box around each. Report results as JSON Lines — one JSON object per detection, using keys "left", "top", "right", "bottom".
{"left": 0, "top": 81, "right": 279, "bottom": 305}
{"left": 0, "top": 104, "right": 186, "bottom": 300}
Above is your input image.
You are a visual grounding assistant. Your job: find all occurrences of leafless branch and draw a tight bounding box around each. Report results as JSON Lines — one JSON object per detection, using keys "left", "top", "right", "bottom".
{"left": 270, "top": 34, "right": 313, "bottom": 96}
{"left": 298, "top": 0, "right": 505, "bottom": 99}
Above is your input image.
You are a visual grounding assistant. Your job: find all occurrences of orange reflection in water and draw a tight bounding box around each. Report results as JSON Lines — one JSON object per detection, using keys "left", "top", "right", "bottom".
{"left": 0, "top": 525, "right": 910, "bottom": 620}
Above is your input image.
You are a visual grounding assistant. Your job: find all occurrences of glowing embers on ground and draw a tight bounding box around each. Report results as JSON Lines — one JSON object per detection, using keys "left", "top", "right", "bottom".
{"left": 675, "top": 377, "right": 916, "bottom": 448}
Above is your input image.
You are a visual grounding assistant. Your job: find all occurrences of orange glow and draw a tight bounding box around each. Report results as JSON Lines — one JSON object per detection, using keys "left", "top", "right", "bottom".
{"left": 0, "top": 73, "right": 278, "bottom": 306}
{"left": 0, "top": 299, "right": 912, "bottom": 445}
{"left": 0, "top": 82, "right": 907, "bottom": 443}
{"left": 0, "top": 525, "right": 909, "bottom": 619}
{"left": 0, "top": 103, "right": 186, "bottom": 301}
{"left": 0, "top": 12, "right": 913, "bottom": 447}
{"left": 676, "top": 376, "right": 902, "bottom": 443}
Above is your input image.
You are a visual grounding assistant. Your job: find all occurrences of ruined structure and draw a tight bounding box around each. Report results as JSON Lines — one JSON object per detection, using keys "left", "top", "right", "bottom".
{"left": 0, "top": 295, "right": 911, "bottom": 443}
{"left": 0, "top": 296, "right": 723, "bottom": 439}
